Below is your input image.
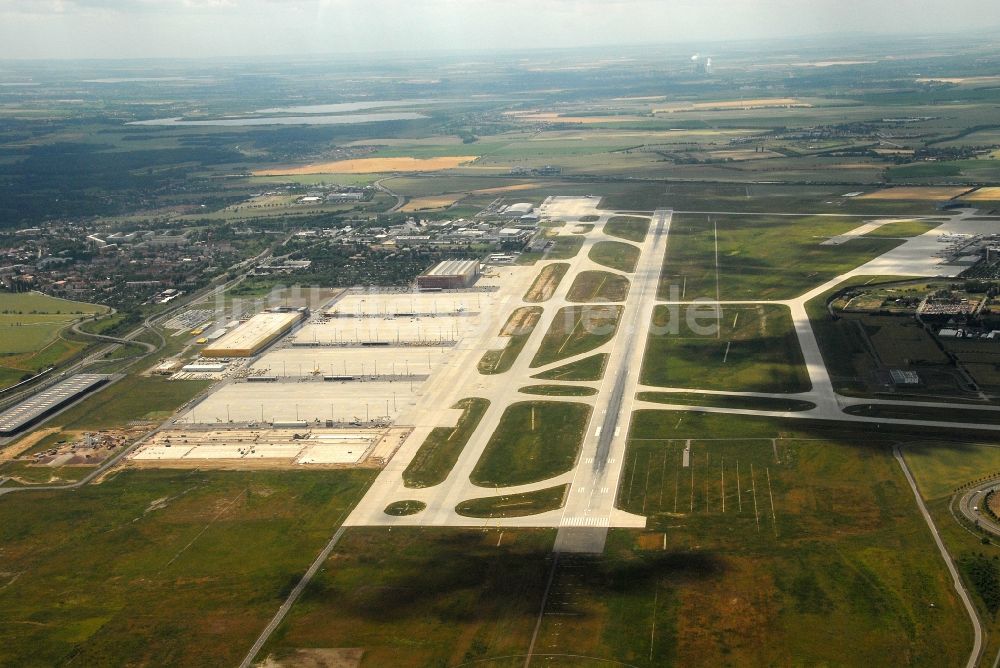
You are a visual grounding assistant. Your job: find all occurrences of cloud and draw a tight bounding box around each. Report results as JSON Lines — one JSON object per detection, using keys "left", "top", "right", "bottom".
{"left": 0, "top": 0, "right": 997, "bottom": 59}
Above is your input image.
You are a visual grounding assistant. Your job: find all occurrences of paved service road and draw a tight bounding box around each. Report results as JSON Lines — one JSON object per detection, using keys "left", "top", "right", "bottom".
{"left": 896, "top": 446, "right": 983, "bottom": 668}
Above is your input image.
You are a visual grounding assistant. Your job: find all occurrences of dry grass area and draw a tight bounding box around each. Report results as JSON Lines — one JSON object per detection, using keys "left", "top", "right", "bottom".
{"left": 472, "top": 183, "right": 541, "bottom": 194}
{"left": 860, "top": 186, "right": 972, "bottom": 200}
{"left": 399, "top": 195, "right": 463, "bottom": 212}
{"left": 260, "top": 648, "right": 363, "bottom": 668}
{"left": 500, "top": 307, "right": 542, "bottom": 337}
{"left": 254, "top": 156, "right": 478, "bottom": 176}
{"left": 965, "top": 187, "right": 1000, "bottom": 201}
{"left": 0, "top": 427, "right": 61, "bottom": 461}
{"left": 654, "top": 98, "right": 810, "bottom": 112}
{"left": 524, "top": 263, "right": 569, "bottom": 303}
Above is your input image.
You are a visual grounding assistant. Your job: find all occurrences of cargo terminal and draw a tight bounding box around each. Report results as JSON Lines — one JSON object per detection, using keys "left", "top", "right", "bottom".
{"left": 202, "top": 308, "right": 306, "bottom": 358}
{"left": 0, "top": 374, "right": 111, "bottom": 436}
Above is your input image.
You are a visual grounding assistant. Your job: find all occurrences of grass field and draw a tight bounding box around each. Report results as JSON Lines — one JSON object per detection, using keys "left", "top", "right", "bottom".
{"left": 548, "top": 235, "right": 586, "bottom": 260}
{"left": 531, "top": 353, "right": 608, "bottom": 381}
{"left": 254, "top": 156, "right": 478, "bottom": 175}
{"left": 260, "top": 527, "right": 556, "bottom": 667}
{"left": 43, "top": 375, "right": 211, "bottom": 431}
{"left": 605, "top": 216, "right": 650, "bottom": 242}
{"left": 384, "top": 500, "right": 427, "bottom": 516}
{"left": 904, "top": 441, "right": 1000, "bottom": 500}
{"left": 0, "top": 469, "right": 375, "bottom": 666}
{"left": 530, "top": 305, "right": 622, "bottom": 368}
{"left": 516, "top": 235, "right": 586, "bottom": 266}
{"left": 612, "top": 410, "right": 972, "bottom": 665}
{"left": 864, "top": 218, "right": 944, "bottom": 238}
{"left": 456, "top": 484, "right": 569, "bottom": 518}
{"left": 637, "top": 392, "right": 815, "bottom": 411}
{"left": 902, "top": 442, "right": 1000, "bottom": 660}
{"left": 845, "top": 404, "right": 1000, "bottom": 425}
{"left": 402, "top": 398, "right": 490, "bottom": 489}
{"left": 261, "top": 415, "right": 978, "bottom": 666}
{"left": 478, "top": 307, "right": 543, "bottom": 375}
{"left": 0, "top": 292, "right": 108, "bottom": 388}
{"left": 589, "top": 240, "right": 640, "bottom": 272}
{"left": 658, "top": 214, "right": 901, "bottom": 301}
{"left": 565, "top": 270, "right": 630, "bottom": 303}
{"left": 641, "top": 304, "right": 811, "bottom": 393}
{"left": 518, "top": 384, "right": 598, "bottom": 397}
{"left": 470, "top": 401, "right": 590, "bottom": 487}
{"left": 859, "top": 186, "right": 971, "bottom": 200}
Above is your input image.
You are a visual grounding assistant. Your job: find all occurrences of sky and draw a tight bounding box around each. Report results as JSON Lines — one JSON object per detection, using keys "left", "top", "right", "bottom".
{"left": 0, "top": 0, "right": 998, "bottom": 60}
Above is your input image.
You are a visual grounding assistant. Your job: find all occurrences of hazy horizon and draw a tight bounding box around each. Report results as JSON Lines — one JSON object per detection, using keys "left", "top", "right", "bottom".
{"left": 1, "top": 0, "right": 999, "bottom": 61}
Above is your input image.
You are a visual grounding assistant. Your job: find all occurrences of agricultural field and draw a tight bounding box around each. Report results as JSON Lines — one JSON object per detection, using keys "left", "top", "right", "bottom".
{"left": 0, "top": 292, "right": 108, "bottom": 389}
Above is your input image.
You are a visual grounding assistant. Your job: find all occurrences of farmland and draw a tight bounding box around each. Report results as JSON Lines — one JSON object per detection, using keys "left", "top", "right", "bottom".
{"left": 0, "top": 292, "right": 108, "bottom": 389}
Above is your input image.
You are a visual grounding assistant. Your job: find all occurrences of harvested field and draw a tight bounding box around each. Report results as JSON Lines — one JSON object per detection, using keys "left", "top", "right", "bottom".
{"left": 654, "top": 98, "right": 809, "bottom": 112}
{"left": 965, "top": 187, "right": 1000, "bottom": 201}
{"left": 399, "top": 195, "right": 463, "bottom": 211}
{"left": 524, "top": 263, "right": 569, "bottom": 303}
{"left": 859, "top": 187, "right": 972, "bottom": 201}
{"left": 254, "top": 156, "right": 478, "bottom": 176}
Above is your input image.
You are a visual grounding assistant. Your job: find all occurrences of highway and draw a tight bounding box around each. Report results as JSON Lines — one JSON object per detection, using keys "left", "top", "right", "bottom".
{"left": 957, "top": 478, "right": 1000, "bottom": 538}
